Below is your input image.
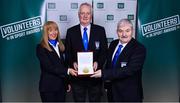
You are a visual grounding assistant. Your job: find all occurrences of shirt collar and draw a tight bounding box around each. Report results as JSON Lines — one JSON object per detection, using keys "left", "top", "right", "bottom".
{"left": 118, "top": 41, "right": 127, "bottom": 48}
{"left": 80, "top": 24, "right": 91, "bottom": 31}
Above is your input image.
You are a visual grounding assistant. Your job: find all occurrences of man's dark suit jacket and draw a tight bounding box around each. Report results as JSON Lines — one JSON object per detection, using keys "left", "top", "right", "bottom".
{"left": 65, "top": 23, "right": 107, "bottom": 73}
{"left": 36, "top": 44, "right": 68, "bottom": 92}
{"left": 103, "top": 38, "right": 146, "bottom": 102}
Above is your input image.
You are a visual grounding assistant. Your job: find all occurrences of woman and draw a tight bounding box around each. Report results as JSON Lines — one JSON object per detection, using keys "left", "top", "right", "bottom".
{"left": 36, "top": 21, "right": 76, "bottom": 102}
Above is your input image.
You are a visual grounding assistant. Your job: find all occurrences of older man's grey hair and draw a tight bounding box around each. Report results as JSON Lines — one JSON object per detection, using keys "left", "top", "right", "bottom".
{"left": 78, "top": 2, "right": 92, "bottom": 14}
{"left": 117, "top": 19, "right": 133, "bottom": 30}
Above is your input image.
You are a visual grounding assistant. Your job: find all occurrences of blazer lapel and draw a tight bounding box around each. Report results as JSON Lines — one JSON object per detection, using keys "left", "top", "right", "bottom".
{"left": 110, "top": 40, "right": 119, "bottom": 60}
{"left": 118, "top": 38, "right": 135, "bottom": 60}
{"left": 58, "top": 47, "right": 64, "bottom": 60}
{"left": 49, "top": 44, "right": 61, "bottom": 60}
{"left": 77, "top": 24, "right": 86, "bottom": 51}
{"left": 88, "top": 24, "right": 94, "bottom": 50}
{"left": 108, "top": 40, "right": 119, "bottom": 68}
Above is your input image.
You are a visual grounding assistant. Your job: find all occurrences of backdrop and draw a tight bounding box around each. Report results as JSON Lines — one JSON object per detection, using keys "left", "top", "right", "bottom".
{"left": 0, "top": 0, "right": 179, "bottom": 102}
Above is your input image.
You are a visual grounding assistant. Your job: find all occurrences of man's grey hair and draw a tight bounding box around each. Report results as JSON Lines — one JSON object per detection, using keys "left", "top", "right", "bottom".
{"left": 78, "top": 2, "right": 92, "bottom": 14}
{"left": 117, "top": 19, "right": 133, "bottom": 30}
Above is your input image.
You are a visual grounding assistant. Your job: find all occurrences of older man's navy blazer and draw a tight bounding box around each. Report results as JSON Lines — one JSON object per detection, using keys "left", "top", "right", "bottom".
{"left": 103, "top": 38, "right": 146, "bottom": 102}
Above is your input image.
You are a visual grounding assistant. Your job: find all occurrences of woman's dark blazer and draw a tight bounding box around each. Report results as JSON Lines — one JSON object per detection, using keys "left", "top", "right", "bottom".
{"left": 36, "top": 44, "right": 68, "bottom": 92}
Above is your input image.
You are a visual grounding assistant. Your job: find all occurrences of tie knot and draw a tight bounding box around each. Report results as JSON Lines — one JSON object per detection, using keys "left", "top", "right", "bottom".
{"left": 84, "top": 27, "right": 87, "bottom": 31}
{"left": 118, "top": 44, "right": 123, "bottom": 48}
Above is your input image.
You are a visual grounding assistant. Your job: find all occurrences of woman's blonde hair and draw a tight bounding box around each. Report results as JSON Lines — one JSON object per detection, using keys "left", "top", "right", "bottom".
{"left": 40, "top": 21, "right": 65, "bottom": 52}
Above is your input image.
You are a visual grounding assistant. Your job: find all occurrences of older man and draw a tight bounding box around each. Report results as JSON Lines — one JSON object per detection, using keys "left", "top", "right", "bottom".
{"left": 65, "top": 2, "right": 107, "bottom": 102}
{"left": 91, "top": 19, "right": 146, "bottom": 102}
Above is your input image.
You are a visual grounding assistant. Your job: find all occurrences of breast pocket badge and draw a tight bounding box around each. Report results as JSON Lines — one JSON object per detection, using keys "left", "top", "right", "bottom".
{"left": 95, "top": 41, "right": 100, "bottom": 50}
{"left": 121, "top": 62, "right": 127, "bottom": 68}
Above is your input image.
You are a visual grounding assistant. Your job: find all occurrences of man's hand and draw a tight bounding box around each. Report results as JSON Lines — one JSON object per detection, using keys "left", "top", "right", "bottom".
{"left": 90, "top": 70, "right": 102, "bottom": 78}
{"left": 68, "top": 68, "right": 78, "bottom": 76}
{"left": 93, "top": 62, "right": 98, "bottom": 71}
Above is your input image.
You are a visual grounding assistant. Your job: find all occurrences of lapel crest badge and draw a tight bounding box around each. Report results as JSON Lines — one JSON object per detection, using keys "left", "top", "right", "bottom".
{"left": 121, "top": 62, "right": 127, "bottom": 68}
{"left": 95, "top": 41, "right": 100, "bottom": 50}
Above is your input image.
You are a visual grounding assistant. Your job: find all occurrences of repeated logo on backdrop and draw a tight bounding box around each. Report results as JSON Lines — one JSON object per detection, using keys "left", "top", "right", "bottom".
{"left": 46, "top": 0, "right": 137, "bottom": 40}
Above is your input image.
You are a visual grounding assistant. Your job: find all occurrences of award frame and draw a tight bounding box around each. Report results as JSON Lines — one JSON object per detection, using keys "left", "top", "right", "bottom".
{"left": 77, "top": 52, "right": 94, "bottom": 75}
